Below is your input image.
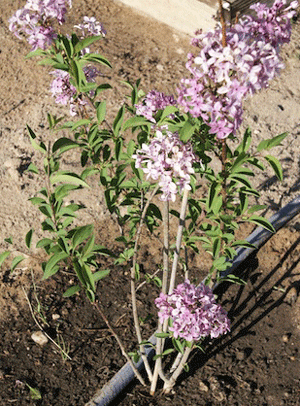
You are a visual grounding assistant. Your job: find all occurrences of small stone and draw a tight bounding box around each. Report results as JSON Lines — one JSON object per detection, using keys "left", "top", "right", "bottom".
{"left": 199, "top": 381, "right": 209, "bottom": 392}
{"left": 290, "top": 356, "right": 295, "bottom": 361}
{"left": 236, "top": 350, "right": 245, "bottom": 361}
{"left": 156, "top": 64, "right": 164, "bottom": 71}
{"left": 282, "top": 334, "right": 290, "bottom": 343}
{"left": 31, "top": 331, "right": 48, "bottom": 346}
{"left": 52, "top": 314, "right": 60, "bottom": 321}
{"left": 286, "top": 287, "right": 298, "bottom": 304}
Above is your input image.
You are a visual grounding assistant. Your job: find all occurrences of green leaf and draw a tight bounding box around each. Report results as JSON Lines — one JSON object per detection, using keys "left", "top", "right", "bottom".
{"left": 26, "top": 163, "right": 39, "bottom": 174}
{"left": 231, "top": 239, "right": 257, "bottom": 249}
{"left": 36, "top": 238, "right": 54, "bottom": 249}
{"left": 113, "top": 106, "right": 125, "bottom": 137}
{"left": 264, "top": 155, "right": 283, "bottom": 180}
{"left": 172, "top": 337, "right": 184, "bottom": 354}
{"left": 248, "top": 215, "right": 275, "bottom": 233}
{"left": 82, "top": 53, "right": 112, "bottom": 69}
{"left": 61, "top": 36, "right": 74, "bottom": 58}
{"left": 0, "top": 251, "right": 11, "bottom": 268}
{"left": 4, "top": 236, "right": 13, "bottom": 244}
{"left": 220, "top": 274, "right": 246, "bottom": 285}
{"left": 50, "top": 171, "right": 89, "bottom": 188}
{"left": 155, "top": 332, "right": 170, "bottom": 338}
{"left": 93, "top": 269, "right": 110, "bottom": 282}
{"left": 25, "top": 48, "right": 46, "bottom": 58}
{"left": 72, "top": 225, "right": 94, "bottom": 249}
{"left": 238, "top": 127, "right": 252, "bottom": 153}
{"left": 54, "top": 184, "right": 79, "bottom": 200}
{"left": 161, "top": 348, "right": 175, "bottom": 356}
{"left": 63, "top": 285, "right": 81, "bottom": 297}
{"left": 26, "top": 384, "right": 42, "bottom": 400}
{"left": 96, "top": 101, "right": 106, "bottom": 124}
{"left": 257, "top": 132, "right": 288, "bottom": 152}
{"left": 25, "top": 229, "right": 34, "bottom": 249}
{"left": 229, "top": 174, "right": 252, "bottom": 188}
{"left": 74, "top": 35, "right": 103, "bottom": 54}
{"left": 123, "top": 116, "right": 150, "bottom": 131}
{"left": 27, "top": 125, "right": 47, "bottom": 154}
{"left": 11, "top": 255, "right": 25, "bottom": 272}
{"left": 94, "top": 83, "right": 112, "bottom": 97}
{"left": 71, "top": 119, "right": 91, "bottom": 131}
{"left": 179, "top": 119, "right": 196, "bottom": 142}
{"left": 52, "top": 138, "right": 79, "bottom": 154}
{"left": 43, "top": 252, "right": 69, "bottom": 280}
{"left": 156, "top": 105, "right": 178, "bottom": 122}
{"left": 247, "top": 205, "right": 268, "bottom": 214}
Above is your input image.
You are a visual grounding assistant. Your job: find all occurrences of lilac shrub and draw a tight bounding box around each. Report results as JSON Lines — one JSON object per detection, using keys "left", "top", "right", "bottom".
{"left": 155, "top": 279, "right": 230, "bottom": 341}
{"left": 177, "top": 0, "right": 298, "bottom": 139}
{"left": 7, "top": 0, "right": 298, "bottom": 398}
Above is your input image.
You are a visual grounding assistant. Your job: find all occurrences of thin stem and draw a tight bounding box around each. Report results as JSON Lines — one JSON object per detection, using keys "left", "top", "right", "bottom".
{"left": 150, "top": 200, "right": 170, "bottom": 395}
{"left": 218, "top": 0, "right": 227, "bottom": 47}
{"left": 168, "top": 188, "right": 189, "bottom": 295}
{"left": 162, "top": 200, "right": 169, "bottom": 294}
{"left": 163, "top": 345, "right": 193, "bottom": 394}
{"left": 93, "top": 300, "right": 146, "bottom": 386}
{"left": 131, "top": 184, "right": 160, "bottom": 382}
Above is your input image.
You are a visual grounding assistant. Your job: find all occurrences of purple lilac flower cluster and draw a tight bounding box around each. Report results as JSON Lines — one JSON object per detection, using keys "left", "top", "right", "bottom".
{"left": 50, "top": 66, "right": 100, "bottom": 116}
{"left": 135, "top": 90, "right": 177, "bottom": 123}
{"left": 177, "top": 0, "right": 298, "bottom": 139}
{"left": 155, "top": 279, "right": 230, "bottom": 342}
{"left": 9, "top": 0, "right": 72, "bottom": 51}
{"left": 133, "top": 128, "right": 197, "bottom": 202}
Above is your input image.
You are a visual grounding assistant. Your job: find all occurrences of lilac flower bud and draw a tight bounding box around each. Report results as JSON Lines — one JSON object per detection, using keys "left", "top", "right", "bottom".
{"left": 133, "top": 128, "right": 197, "bottom": 202}
{"left": 155, "top": 280, "right": 230, "bottom": 342}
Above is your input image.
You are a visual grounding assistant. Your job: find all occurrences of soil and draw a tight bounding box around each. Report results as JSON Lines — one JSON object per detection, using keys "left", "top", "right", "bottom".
{"left": 1, "top": 1, "right": 300, "bottom": 405}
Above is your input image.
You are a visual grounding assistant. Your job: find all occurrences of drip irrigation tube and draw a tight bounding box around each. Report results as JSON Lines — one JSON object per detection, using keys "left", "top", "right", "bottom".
{"left": 86, "top": 194, "right": 300, "bottom": 406}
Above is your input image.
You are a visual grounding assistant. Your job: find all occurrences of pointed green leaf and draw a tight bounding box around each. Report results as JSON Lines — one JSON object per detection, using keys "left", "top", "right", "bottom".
{"left": 25, "top": 229, "right": 34, "bottom": 249}
{"left": 43, "top": 252, "right": 69, "bottom": 280}
{"left": 248, "top": 215, "right": 275, "bottom": 233}
{"left": 52, "top": 138, "right": 79, "bottom": 154}
{"left": 50, "top": 171, "right": 89, "bottom": 188}
{"left": 72, "top": 225, "right": 94, "bottom": 249}
{"left": 96, "top": 101, "right": 106, "bottom": 124}
{"left": 27, "top": 125, "right": 47, "bottom": 154}
{"left": 63, "top": 285, "right": 81, "bottom": 297}
{"left": 92, "top": 269, "right": 110, "bottom": 282}
{"left": 0, "top": 251, "right": 11, "bottom": 268}
{"left": 26, "top": 163, "right": 39, "bottom": 174}
{"left": 11, "top": 255, "right": 25, "bottom": 272}
{"left": 264, "top": 155, "right": 283, "bottom": 180}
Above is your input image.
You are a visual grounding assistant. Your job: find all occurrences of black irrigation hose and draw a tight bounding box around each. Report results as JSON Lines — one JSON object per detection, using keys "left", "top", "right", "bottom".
{"left": 86, "top": 194, "right": 300, "bottom": 406}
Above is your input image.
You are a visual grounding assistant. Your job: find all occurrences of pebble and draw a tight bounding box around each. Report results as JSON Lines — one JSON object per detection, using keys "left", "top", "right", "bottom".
{"left": 31, "top": 331, "right": 48, "bottom": 346}
{"left": 285, "top": 286, "right": 298, "bottom": 304}
{"left": 282, "top": 334, "right": 290, "bottom": 343}
{"left": 199, "top": 381, "right": 209, "bottom": 392}
{"left": 156, "top": 64, "right": 164, "bottom": 71}
{"left": 52, "top": 313, "right": 60, "bottom": 321}
{"left": 236, "top": 350, "right": 245, "bottom": 361}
